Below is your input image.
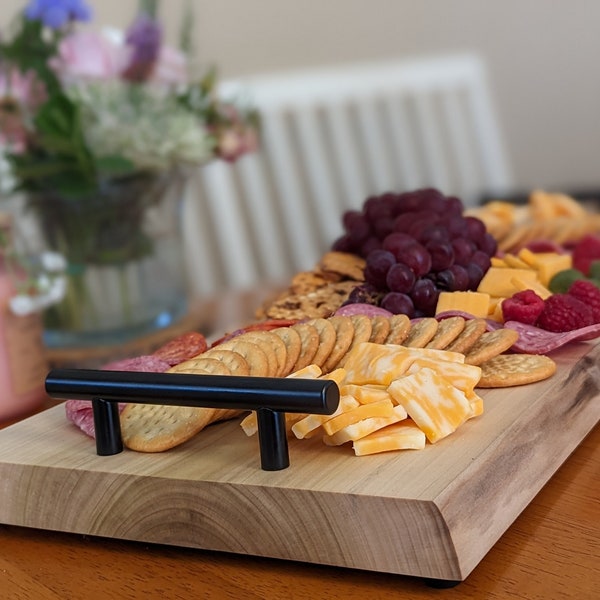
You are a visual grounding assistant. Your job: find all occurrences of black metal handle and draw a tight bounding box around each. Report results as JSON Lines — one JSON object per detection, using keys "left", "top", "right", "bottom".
{"left": 46, "top": 369, "right": 340, "bottom": 470}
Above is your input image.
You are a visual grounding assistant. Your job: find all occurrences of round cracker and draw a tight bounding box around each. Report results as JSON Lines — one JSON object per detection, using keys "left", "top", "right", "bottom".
{"left": 337, "top": 314, "right": 373, "bottom": 368}
{"left": 445, "top": 318, "right": 487, "bottom": 354}
{"left": 322, "top": 316, "right": 355, "bottom": 373}
{"left": 368, "top": 315, "right": 391, "bottom": 344}
{"left": 402, "top": 318, "right": 439, "bottom": 348}
{"left": 290, "top": 322, "right": 320, "bottom": 372}
{"left": 216, "top": 338, "right": 271, "bottom": 377}
{"left": 464, "top": 328, "right": 519, "bottom": 366}
{"left": 426, "top": 316, "right": 466, "bottom": 350}
{"left": 199, "top": 347, "right": 251, "bottom": 376}
{"left": 384, "top": 314, "right": 411, "bottom": 345}
{"left": 304, "top": 317, "right": 337, "bottom": 368}
{"left": 477, "top": 354, "right": 556, "bottom": 387}
{"left": 271, "top": 326, "right": 302, "bottom": 376}
{"left": 237, "top": 330, "right": 288, "bottom": 377}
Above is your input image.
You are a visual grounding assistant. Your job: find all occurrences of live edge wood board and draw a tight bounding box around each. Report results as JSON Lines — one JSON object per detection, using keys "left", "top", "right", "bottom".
{"left": 0, "top": 341, "right": 599, "bottom": 582}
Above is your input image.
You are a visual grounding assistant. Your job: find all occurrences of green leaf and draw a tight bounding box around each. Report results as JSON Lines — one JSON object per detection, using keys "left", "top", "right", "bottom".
{"left": 94, "top": 155, "right": 136, "bottom": 177}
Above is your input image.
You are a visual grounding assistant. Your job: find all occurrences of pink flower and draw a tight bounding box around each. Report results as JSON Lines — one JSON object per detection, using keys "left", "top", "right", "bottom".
{"left": 151, "top": 45, "right": 188, "bottom": 86}
{"left": 51, "top": 30, "right": 125, "bottom": 81}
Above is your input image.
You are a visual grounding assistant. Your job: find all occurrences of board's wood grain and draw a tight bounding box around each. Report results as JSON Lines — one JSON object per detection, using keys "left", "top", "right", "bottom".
{"left": 0, "top": 340, "right": 598, "bottom": 581}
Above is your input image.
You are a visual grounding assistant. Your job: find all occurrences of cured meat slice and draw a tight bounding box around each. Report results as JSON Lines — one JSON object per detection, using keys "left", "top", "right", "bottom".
{"left": 64, "top": 355, "right": 171, "bottom": 438}
{"left": 504, "top": 321, "right": 600, "bottom": 354}
{"left": 152, "top": 331, "right": 208, "bottom": 366}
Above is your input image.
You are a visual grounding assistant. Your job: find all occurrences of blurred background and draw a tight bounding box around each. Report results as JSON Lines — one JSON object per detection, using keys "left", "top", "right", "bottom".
{"left": 3, "top": 0, "right": 599, "bottom": 194}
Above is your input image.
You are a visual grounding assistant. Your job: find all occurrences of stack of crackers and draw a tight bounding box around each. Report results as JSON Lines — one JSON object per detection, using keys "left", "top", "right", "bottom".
{"left": 119, "top": 313, "right": 556, "bottom": 453}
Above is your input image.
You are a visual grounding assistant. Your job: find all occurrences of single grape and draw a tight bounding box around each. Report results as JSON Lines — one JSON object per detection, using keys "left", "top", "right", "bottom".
{"left": 360, "top": 236, "right": 382, "bottom": 257}
{"left": 364, "top": 249, "right": 396, "bottom": 288}
{"left": 451, "top": 237, "right": 476, "bottom": 266}
{"left": 372, "top": 216, "right": 395, "bottom": 239}
{"left": 408, "top": 214, "right": 439, "bottom": 241}
{"left": 418, "top": 188, "right": 447, "bottom": 212}
{"left": 466, "top": 263, "right": 484, "bottom": 289}
{"left": 470, "top": 250, "right": 492, "bottom": 273}
{"left": 448, "top": 264, "right": 470, "bottom": 291}
{"left": 445, "top": 195, "right": 465, "bottom": 215}
{"left": 396, "top": 242, "right": 432, "bottom": 276}
{"left": 364, "top": 196, "right": 392, "bottom": 223}
{"left": 436, "top": 268, "right": 455, "bottom": 291}
{"left": 346, "top": 213, "right": 371, "bottom": 244}
{"left": 446, "top": 215, "right": 468, "bottom": 239}
{"left": 381, "top": 292, "right": 415, "bottom": 317}
{"left": 394, "top": 191, "right": 422, "bottom": 213}
{"left": 386, "top": 262, "right": 416, "bottom": 293}
{"left": 464, "top": 216, "right": 487, "bottom": 246}
{"left": 332, "top": 233, "right": 353, "bottom": 253}
{"left": 393, "top": 211, "right": 421, "bottom": 233}
{"left": 419, "top": 224, "right": 450, "bottom": 245}
{"left": 410, "top": 278, "right": 439, "bottom": 314}
{"left": 478, "top": 232, "right": 498, "bottom": 256}
{"left": 426, "top": 240, "right": 454, "bottom": 271}
{"left": 382, "top": 232, "right": 415, "bottom": 259}
{"left": 342, "top": 210, "right": 363, "bottom": 231}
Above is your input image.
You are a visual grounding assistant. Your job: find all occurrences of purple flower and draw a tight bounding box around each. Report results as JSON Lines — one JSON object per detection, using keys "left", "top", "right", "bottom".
{"left": 121, "top": 13, "right": 162, "bottom": 83}
{"left": 24, "top": 0, "right": 92, "bottom": 30}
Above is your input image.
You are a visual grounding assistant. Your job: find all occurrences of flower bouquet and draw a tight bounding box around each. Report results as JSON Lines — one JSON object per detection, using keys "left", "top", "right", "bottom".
{"left": 0, "top": 0, "right": 259, "bottom": 347}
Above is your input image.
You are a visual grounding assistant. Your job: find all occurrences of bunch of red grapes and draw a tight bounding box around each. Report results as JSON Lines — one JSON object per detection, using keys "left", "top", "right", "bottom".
{"left": 332, "top": 188, "right": 497, "bottom": 318}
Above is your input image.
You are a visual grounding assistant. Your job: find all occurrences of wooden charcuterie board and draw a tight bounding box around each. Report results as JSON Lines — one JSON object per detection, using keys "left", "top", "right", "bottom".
{"left": 0, "top": 340, "right": 598, "bottom": 582}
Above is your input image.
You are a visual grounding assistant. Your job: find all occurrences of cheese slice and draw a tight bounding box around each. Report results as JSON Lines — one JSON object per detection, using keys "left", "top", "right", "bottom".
{"left": 291, "top": 395, "right": 360, "bottom": 439}
{"left": 352, "top": 420, "right": 427, "bottom": 456}
{"left": 435, "top": 291, "right": 490, "bottom": 318}
{"left": 287, "top": 364, "right": 322, "bottom": 378}
{"left": 319, "top": 367, "right": 347, "bottom": 386}
{"left": 405, "top": 357, "right": 482, "bottom": 395}
{"left": 322, "top": 399, "right": 394, "bottom": 436}
{"left": 339, "top": 384, "right": 392, "bottom": 404}
{"left": 477, "top": 267, "right": 538, "bottom": 298}
{"left": 323, "top": 405, "right": 407, "bottom": 446}
{"left": 510, "top": 276, "right": 552, "bottom": 300}
{"left": 388, "top": 368, "right": 472, "bottom": 443}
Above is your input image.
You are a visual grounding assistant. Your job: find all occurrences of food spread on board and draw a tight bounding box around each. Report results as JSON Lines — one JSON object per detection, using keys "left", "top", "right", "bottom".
{"left": 64, "top": 187, "right": 600, "bottom": 457}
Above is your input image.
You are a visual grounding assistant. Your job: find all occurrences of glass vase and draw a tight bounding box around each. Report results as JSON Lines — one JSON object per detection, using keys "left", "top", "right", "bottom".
{"left": 26, "top": 169, "right": 190, "bottom": 348}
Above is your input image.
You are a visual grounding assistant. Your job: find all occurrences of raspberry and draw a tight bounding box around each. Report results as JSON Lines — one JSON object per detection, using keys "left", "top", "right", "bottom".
{"left": 536, "top": 294, "right": 594, "bottom": 332}
{"left": 572, "top": 234, "right": 600, "bottom": 276}
{"left": 567, "top": 279, "right": 600, "bottom": 323}
{"left": 502, "top": 290, "right": 545, "bottom": 325}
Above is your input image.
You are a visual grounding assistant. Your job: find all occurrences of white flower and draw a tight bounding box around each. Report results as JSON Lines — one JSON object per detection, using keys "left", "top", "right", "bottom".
{"left": 39, "top": 251, "right": 67, "bottom": 273}
{"left": 0, "top": 150, "right": 15, "bottom": 195}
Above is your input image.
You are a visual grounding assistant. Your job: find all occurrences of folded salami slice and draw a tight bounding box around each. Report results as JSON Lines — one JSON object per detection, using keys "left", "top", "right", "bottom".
{"left": 152, "top": 331, "right": 208, "bottom": 366}
{"left": 64, "top": 355, "right": 171, "bottom": 438}
{"left": 503, "top": 321, "right": 600, "bottom": 354}
{"left": 334, "top": 303, "right": 393, "bottom": 318}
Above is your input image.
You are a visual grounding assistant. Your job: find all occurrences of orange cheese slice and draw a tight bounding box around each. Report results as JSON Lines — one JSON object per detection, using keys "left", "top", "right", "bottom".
{"left": 435, "top": 291, "right": 490, "bottom": 318}
{"left": 291, "top": 394, "right": 360, "bottom": 439}
{"left": 388, "top": 367, "right": 472, "bottom": 443}
{"left": 477, "top": 267, "right": 538, "bottom": 298}
{"left": 322, "top": 399, "right": 395, "bottom": 436}
{"left": 352, "top": 420, "right": 427, "bottom": 456}
{"left": 323, "top": 405, "right": 407, "bottom": 446}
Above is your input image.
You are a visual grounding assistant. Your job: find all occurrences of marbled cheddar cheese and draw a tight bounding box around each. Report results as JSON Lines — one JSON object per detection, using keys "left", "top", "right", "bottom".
{"left": 320, "top": 367, "right": 347, "bottom": 386}
{"left": 467, "top": 391, "right": 485, "bottom": 419}
{"left": 339, "top": 384, "right": 392, "bottom": 404}
{"left": 343, "top": 342, "right": 465, "bottom": 386}
{"left": 406, "top": 358, "right": 482, "bottom": 395}
{"left": 388, "top": 368, "right": 472, "bottom": 443}
{"left": 291, "top": 395, "right": 360, "bottom": 439}
{"left": 352, "top": 420, "right": 427, "bottom": 456}
{"left": 322, "top": 399, "right": 394, "bottom": 436}
{"left": 323, "top": 405, "right": 408, "bottom": 446}
{"left": 287, "top": 364, "right": 322, "bottom": 378}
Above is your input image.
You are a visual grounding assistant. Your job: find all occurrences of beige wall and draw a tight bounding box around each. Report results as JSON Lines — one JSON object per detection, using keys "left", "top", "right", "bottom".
{"left": 3, "top": 0, "right": 600, "bottom": 195}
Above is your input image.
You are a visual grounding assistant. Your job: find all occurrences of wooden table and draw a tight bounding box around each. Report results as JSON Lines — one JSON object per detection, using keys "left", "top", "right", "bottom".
{"left": 1, "top": 292, "right": 598, "bottom": 600}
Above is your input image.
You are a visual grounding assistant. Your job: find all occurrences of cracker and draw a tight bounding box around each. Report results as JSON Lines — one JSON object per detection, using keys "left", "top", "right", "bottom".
{"left": 237, "top": 330, "right": 288, "bottom": 377}
{"left": 289, "top": 271, "right": 332, "bottom": 294}
{"left": 426, "top": 316, "right": 466, "bottom": 350}
{"left": 402, "top": 318, "right": 439, "bottom": 348}
{"left": 368, "top": 315, "right": 391, "bottom": 344}
{"left": 290, "top": 322, "right": 320, "bottom": 371}
{"left": 477, "top": 354, "right": 556, "bottom": 387}
{"left": 271, "top": 326, "right": 302, "bottom": 376}
{"left": 384, "top": 314, "right": 411, "bottom": 345}
{"left": 176, "top": 349, "right": 250, "bottom": 377}
{"left": 263, "top": 294, "right": 311, "bottom": 320}
{"left": 337, "top": 314, "right": 373, "bottom": 367}
{"left": 121, "top": 402, "right": 216, "bottom": 452}
{"left": 168, "top": 356, "right": 228, "bottom": 375}
{"left": 464, "top": 328, "right": 520, "bottom": 366}
{"left": 322, "top": 315, "right": 355, "bottom": 373}
{"left": 304, "top": 317, "right": 337, "bottom": 368}
{"left": 444, "top": 318, "right": 487, "bottom": 354}
{"left": 216, "top": 338, "right": 271, "bottom": 377}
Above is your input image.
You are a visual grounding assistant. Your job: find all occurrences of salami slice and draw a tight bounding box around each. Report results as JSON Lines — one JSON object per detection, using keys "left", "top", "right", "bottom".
{"left": 334, "top": 303, "right": 393, "bottom": 318}
{"left": 211, "top": 319, "right": 298, "bottom": 347}
{"left": 504, "top": 321, "right": 600, "bottom": 354}
{"left": 64, "top": 355, "right": 171, "bottom": 438}
{"left": 152, "top": 331, "right": 208, "bottom": 366}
